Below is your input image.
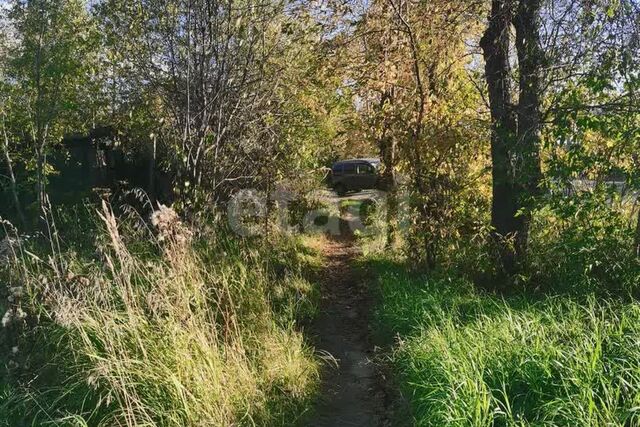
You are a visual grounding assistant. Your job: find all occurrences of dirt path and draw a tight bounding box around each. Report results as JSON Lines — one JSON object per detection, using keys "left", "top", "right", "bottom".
{"left": 304, "top": 233, "right": 390, "bottom": 427}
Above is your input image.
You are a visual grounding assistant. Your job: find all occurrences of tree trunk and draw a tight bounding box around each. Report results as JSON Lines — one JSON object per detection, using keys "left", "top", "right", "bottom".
{"left": 2, "top": 126, "right": 26, "bottom": 227}
{"left": 149, "top": 135, "right": 157, "bottom": 202}
{"left": 514, "top": 0, "right": 544, "bottom": 260}
{"left": 481, "top": 0, "right": 520, "bottom": 274}
{"left": 36, "top": 139, "right": 47, "bottom": 212}
{"left": 379, "top": 132, "right": 398, "bottom": 248}
{"left": 381, "top": 140, "right": 399, "bottom": 247}
{"left": 375, "top": 87, "right": 399, "bottom": 248}
{"left": 635, "top": 207, "right": 640, "bottom": 258}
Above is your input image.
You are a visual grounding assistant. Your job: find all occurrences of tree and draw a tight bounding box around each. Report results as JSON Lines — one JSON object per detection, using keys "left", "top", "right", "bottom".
{"left": 344, "top": 0, "right": 401, "bottom": 247}
{"left": 352, "top": 0, "right": 485, "bottom": 267}
{"left": 541, "top": 0, "right": 640, "bottom": 258}
{"left": 4, "top": 0, "right": 97, "bottom": 214}
{"left": 0, "top": 21, "right": 25, "bottom": 226}
{"left": 95, "top": 0, "right": 341, "bottom": 221}
{"left": 0, "top": 105, "right": 26, "bottom": 227}
{"left": 481, "top": 0, "right": 544, "bottom": 275}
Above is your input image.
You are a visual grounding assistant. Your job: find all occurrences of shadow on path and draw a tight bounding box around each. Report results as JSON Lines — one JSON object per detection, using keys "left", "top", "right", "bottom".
{"left": 301, "top": 213, "right": 393, "bottom": 427}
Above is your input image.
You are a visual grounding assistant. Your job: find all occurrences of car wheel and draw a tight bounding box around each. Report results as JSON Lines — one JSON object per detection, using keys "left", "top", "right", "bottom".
{"left": 335, "top": 184, "right": 346, "bottom": 197}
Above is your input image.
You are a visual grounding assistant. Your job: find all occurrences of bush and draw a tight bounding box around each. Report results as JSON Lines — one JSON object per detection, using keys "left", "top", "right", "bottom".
{"left": 529, "top": 189, "right": 640, "bottom": 296}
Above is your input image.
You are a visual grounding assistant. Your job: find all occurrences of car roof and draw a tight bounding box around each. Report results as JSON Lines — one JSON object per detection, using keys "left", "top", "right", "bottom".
{"left": 333, "top": 158, "right": 380, "bottom": 165}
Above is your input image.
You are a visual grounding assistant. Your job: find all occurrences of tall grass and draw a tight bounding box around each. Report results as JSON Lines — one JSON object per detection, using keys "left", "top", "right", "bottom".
{"left": 369, "top": 256, "right": 640, "bottom": 426}
{"left": 0, "top": 204, "right": 320, "bottom": 426}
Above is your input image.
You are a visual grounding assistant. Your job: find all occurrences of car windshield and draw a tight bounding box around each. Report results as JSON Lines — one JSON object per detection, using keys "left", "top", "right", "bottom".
{"left": 357, "top": 164, "right": 375, "bottom": 174}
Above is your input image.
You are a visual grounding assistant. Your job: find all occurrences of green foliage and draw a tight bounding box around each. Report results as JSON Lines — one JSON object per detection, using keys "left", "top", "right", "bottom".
{"left": 369, "top": 255, "right": 640, "bottom": 426}
{"left": 529, "top": 190, "right": 640, "bottom": 296}
{"left": 7, "top": 0, "right": 99, "bottom": 133}
{"left": 0, "top": 0, "right": 100, "bottom": 221}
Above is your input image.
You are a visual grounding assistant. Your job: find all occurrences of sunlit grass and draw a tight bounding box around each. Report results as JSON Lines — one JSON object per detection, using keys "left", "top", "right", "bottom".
{"left": 369, "top": 255, "right": 640, "bottom": 426}
{"left": 0, "top": 206, "right": 321, "bottom": 426}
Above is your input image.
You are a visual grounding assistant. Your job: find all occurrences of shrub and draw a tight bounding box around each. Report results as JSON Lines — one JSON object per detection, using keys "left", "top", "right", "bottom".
{"left": 529, "top": 189, "right": 640, "bottom": 296}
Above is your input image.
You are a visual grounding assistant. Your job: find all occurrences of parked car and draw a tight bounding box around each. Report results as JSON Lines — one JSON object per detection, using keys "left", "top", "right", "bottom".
{"left": 330, "top": 158, "right": 381, "bottom": 196}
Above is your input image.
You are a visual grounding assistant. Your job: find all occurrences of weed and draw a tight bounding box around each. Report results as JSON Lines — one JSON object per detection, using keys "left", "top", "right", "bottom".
{"left": 0, "top": 204, "right": 320, "bottom": 426}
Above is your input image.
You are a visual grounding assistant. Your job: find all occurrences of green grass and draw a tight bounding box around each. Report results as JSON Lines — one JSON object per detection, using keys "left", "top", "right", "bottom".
{"left": 0, "top": 207, "right": 322, "bottom": 426}
{"left": 367, "top": 255, "right": 640, "bottom": 426}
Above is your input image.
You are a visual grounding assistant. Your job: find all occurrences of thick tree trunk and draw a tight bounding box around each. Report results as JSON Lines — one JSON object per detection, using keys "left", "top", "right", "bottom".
{"left": 481, "top": 0, "right": 545, "bottom": 275}
{"left": 514, "top": 0, "right": 544, "bottom": 260}
{"left": 481, "top": 0, "right": 520, "bottom": 274}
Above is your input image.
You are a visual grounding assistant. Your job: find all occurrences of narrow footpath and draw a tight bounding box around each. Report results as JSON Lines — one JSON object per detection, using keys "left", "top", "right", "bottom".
{"left": 304, "top": 232, "right": 390, "bottom": 427}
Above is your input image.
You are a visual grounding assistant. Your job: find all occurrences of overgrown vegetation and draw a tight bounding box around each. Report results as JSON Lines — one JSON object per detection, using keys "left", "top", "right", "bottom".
{"left": 1, "top": 0, "right": 640, "bottom": 424}
{"left": 368, "top": 249, "right": 640, "bottom": 426}
{"left": 0, "top": 206, "right": 321, "bottom": 425}
{"left": 363, "top": 177, "right": 640, "bottom": 425}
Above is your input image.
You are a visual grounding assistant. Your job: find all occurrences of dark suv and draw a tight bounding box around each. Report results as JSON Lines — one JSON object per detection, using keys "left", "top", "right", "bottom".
{"left": 330, "top": 158, "right": 380, "bottom": 196}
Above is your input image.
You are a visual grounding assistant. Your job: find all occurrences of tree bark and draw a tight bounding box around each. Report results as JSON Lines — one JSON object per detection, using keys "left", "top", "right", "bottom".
{"left": 2, "top": 124, "right": 26, "bottom": 227}
{"left": 514, "top": 0, "right": 544, "bottom": 260}
{"left": 481, "top": 0, "right": 520, "bottom": 274}
{"left": 635, "top": 208, "right": 640, "bottom": 258}
{"left": 380, "top": 135, "right": 398, "bottom": 248}
{"left": 481, "top": 0, "right": 545, "bottom": 275}
{"left": 377, "top": 90, "right": 399, "bottom": 248}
